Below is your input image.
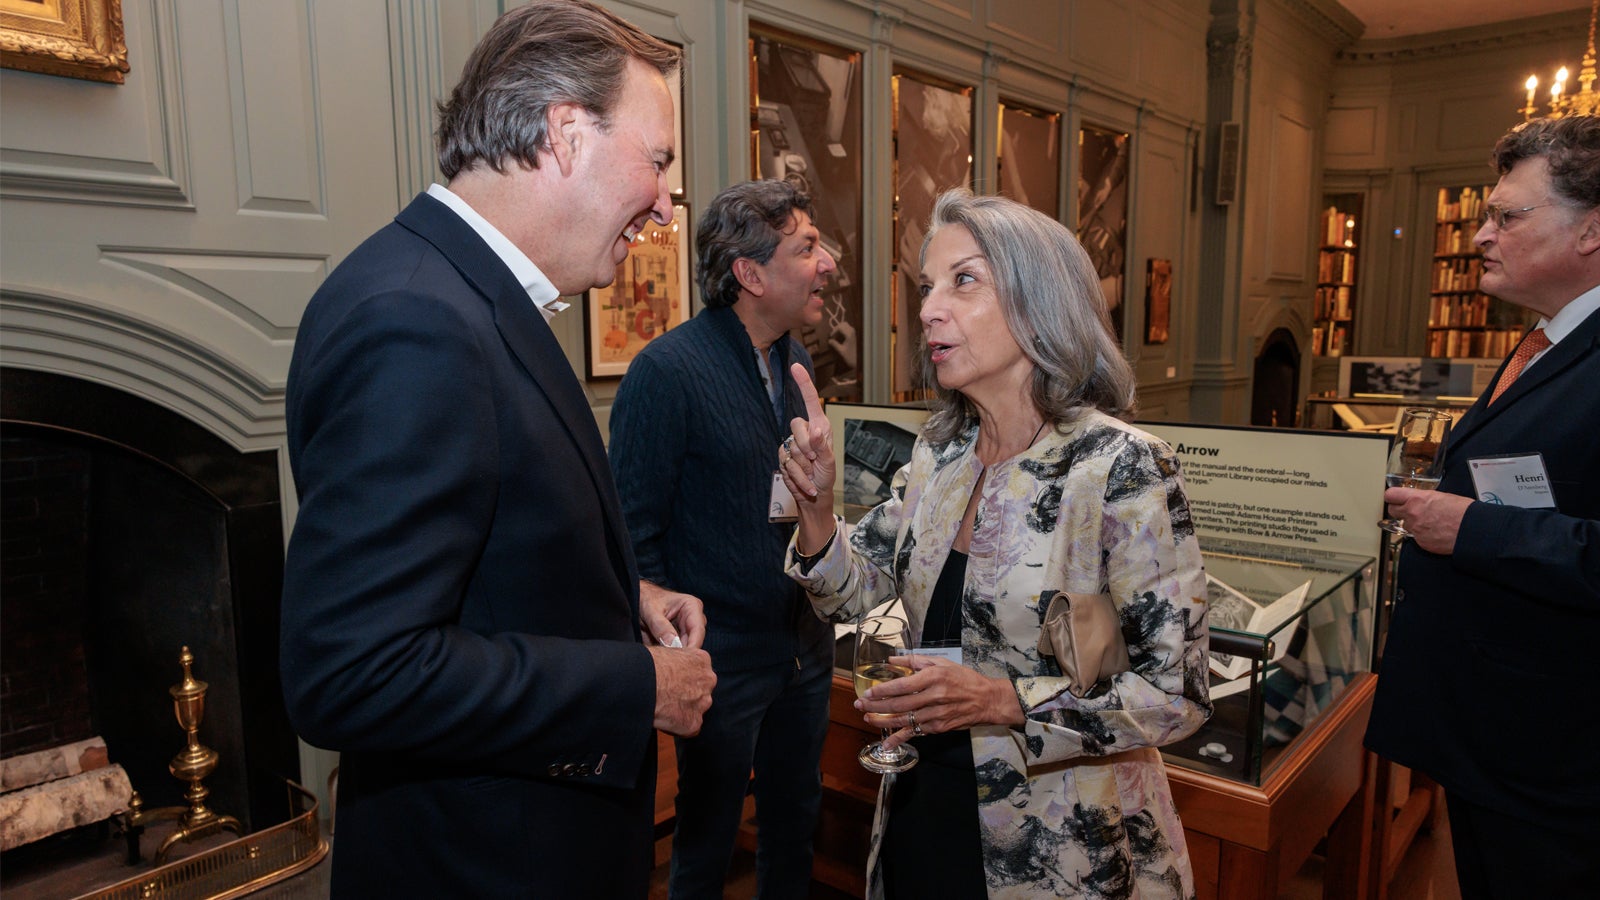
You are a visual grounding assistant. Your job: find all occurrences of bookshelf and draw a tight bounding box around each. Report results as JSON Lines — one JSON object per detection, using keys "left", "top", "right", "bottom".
{"left": 1313, "top": 194, "right": 1361, "bottom": 357}
{"left": 1427, "top": 185, "right": 1530, "bottom": 358}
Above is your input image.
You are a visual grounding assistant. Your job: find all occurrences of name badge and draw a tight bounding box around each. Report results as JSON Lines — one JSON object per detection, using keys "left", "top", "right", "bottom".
{"left": 1467, "top": 453, "right": 1556, "bottom": 509}
{"left": 916, "top": 644, "right": 963, "bottom": 665}
{"left": 768, "top": 472, "right": 799, "bottom": 522}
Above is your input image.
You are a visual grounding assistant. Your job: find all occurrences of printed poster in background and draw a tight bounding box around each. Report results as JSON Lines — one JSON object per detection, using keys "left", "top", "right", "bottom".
{"left": 891, "top": 70, "right": 973, "bottom": 400}
{"left": 752, "top": 28, "right": 863, "bottom": 402}
{"left": 1078, "top": 124, "right": 1130, "bottom": 341}
{"left": 584, "top": 202, "right": 690, "bottom": 380}
{"left": 1140, "top": 422, "right": 1390, "bottom": 559}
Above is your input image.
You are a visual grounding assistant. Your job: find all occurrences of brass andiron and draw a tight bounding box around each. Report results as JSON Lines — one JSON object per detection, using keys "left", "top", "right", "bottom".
{"left": 122, "top": 646, "right": 243, "bottom": 864}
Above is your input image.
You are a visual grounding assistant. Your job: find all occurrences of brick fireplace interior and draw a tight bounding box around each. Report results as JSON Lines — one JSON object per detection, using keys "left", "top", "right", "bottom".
{"left": 1, "top": 367, "right": 300, "bottom": 859}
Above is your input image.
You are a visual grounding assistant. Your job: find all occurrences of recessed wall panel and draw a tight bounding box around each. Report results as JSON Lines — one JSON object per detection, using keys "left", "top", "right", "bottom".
{"left": 988, "top": 0, "right": 1062, "bottom": 54}
{"left": 1265, "top": 113, "right": 1312, "bottom": 281}
{"left": 225, "top": 0, "right": 323, "bottom": 215}
{"left": 1069, "top": 1, "right": 1135, "bottom": 82}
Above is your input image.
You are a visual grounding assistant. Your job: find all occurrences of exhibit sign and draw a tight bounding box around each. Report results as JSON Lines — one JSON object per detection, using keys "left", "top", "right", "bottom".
{"left": 1140, "top": 422, "right": 1389, "bottom": 559}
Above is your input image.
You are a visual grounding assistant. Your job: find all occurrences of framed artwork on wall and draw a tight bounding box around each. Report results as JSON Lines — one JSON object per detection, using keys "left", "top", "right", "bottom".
{"left": 750, "top": 25, "right": 863, "bottom": 402}
{"left": 584, "top": 201, "right": 691, "bottom": 380}
{"left": 998, "top": 100, "right": 1060, "bottom": 218}
{"left": 891, "top": 69, "right": 973, "bottom": 401}
{"left": 0, "top": 0, "right": 128, "bottom": 83}
{"left": 1078, "top": 124, "right": 1131, "bottom": 341}
{"left": 1146, "top": 258, "right": 1172, "bottom": 345}
{"left": 824, "top": 402, "right": 930, "bottom": 521}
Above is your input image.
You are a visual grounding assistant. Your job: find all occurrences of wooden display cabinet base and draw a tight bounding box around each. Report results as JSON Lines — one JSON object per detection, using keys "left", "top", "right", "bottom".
{"left": 1168, "top": 673, "right": 1377, "bottom": 900}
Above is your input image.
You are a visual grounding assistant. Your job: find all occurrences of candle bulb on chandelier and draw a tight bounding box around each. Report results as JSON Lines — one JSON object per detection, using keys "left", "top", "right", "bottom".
{"left": 1516, "top": 0, "right": 1597, "bottom": 120}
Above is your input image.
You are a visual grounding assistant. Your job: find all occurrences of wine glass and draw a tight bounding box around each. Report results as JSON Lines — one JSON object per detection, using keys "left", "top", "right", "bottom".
{"left": 1379, "top": 408, "right": 1453, "bottom": 537}
{"left": 853, "top": 614, "right": 918, "bottom": 774}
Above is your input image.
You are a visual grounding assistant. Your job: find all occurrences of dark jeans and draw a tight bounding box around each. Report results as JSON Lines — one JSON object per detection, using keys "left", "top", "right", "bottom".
{"left": 668, "top": 647, "right": 833, "bottom": 900}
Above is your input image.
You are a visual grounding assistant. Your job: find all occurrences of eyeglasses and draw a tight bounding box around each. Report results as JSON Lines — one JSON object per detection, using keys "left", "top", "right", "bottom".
{"left": 1477, "top": 203, "right": 1555, "bottom": 230}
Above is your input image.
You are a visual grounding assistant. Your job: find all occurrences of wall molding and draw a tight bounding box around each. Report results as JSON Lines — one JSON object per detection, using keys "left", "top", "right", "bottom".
{"left": 0, "top": 0, "right": 191, "bottom": 209}
{"left": 387, "top": 0, "right": 445, "bottom": 206}
{"left": 1338, "top": 8, "right": 1588, "bottom": 65}
{"left": 0, "top": 290, "right": 286, "bottom": 451}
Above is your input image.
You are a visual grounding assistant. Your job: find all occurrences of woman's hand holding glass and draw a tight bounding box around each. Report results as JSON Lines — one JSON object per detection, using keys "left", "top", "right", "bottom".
{"left": 854, "top": 615, "right": 919, "bottom": 773}
{"left": 857, "top": 647, "right": 1029, "bottom": 753}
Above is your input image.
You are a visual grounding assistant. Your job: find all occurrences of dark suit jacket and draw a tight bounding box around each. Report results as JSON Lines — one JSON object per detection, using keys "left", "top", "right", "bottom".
{"left": 1365, "top": 303, "right": 1600, "bottom": 835}
{"left": 281, "top": 194, "right": 658, "bottom": 896}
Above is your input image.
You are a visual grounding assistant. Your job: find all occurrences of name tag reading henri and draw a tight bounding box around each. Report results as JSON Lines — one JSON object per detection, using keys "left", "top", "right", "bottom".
{"left": 1468, "top": 453, "right": 1557, "bottom": 509}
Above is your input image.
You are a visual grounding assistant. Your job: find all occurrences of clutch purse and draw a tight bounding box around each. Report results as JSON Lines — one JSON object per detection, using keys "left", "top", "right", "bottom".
{"left": 1036, "top": 591, "right": 1131, "bottom": 697}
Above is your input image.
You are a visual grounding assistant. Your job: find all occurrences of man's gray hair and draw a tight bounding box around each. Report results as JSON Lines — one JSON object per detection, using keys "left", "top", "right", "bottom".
{"left": 435, "top": 0, "right": 680, "bottom": 179}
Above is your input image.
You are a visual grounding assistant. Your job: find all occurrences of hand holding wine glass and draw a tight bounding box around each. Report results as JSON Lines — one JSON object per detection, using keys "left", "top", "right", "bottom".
{"left": 853, "top": 614, "right": 918, "bottom": 774}
{"left": 1379, "top": 408, "right": 1453, "bottom": 537}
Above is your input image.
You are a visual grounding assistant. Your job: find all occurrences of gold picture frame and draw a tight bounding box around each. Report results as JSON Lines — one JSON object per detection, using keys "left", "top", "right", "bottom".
{"left": 1, "top": 0, "right": 129, "bottom": 84}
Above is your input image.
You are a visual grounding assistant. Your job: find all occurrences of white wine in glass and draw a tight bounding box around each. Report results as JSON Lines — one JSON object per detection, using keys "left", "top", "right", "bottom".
{"left": 1379, "top": 408, "right": 1453, "bottom": 536}
{"left": 853, "top": 614, "right": 918, "bottom": 774}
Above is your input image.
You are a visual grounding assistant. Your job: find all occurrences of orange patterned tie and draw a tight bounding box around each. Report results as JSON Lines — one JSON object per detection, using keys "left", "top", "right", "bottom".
{"left": 1488, "top": 328, "right": 1551, "bottom": 405}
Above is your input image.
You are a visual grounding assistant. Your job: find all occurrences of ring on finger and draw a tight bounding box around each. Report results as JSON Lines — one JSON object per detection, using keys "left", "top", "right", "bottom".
{"left": 909, "top": 710, "right": 923, "bottom": 737}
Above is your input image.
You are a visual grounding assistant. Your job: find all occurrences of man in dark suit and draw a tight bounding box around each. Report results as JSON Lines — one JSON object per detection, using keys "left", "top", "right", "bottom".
{"left": 1366, "top": 115, "right": 1600, "bottom": 899}
{"left": 279, "top": 3, "right": 715, "bottom": 896}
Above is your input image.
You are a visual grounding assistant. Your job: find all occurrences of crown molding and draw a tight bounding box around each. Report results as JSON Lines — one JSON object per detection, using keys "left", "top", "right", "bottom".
{"left": 1338, "top": 8, "right": 1588, "bottom": 64}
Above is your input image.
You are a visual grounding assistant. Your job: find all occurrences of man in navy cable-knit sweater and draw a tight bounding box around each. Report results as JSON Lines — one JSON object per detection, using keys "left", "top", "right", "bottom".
{"left": 609, "top": 180, "right": 838, "bottom": 899}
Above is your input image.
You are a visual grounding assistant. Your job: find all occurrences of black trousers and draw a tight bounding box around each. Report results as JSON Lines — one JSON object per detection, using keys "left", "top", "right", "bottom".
{"left": 1446, "top": 790, "right": 1600, "bottom": 900}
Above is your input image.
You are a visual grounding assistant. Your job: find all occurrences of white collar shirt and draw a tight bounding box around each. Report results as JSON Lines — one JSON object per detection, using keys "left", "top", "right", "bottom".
{"left": 426, "top": 183, "right": 569, "bottom": 321}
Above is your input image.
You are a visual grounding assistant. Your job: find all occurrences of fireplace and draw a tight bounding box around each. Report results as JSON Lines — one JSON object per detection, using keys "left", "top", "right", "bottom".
{"left": 1, "top": 367, "right": 299, "bottom": 840}
{"left": 1251, "top": 328, "right": 1303, "bottom": 428}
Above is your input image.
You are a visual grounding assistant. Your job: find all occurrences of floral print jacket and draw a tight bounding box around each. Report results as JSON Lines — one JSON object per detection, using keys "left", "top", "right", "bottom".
{"left": 789, "top": 411, "right": 1211, "bottom": 899}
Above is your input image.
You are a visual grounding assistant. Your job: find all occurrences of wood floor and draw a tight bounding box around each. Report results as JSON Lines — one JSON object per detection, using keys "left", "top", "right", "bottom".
{"left": 0, "top": 769, "right": 1461, "bottom": 899}
{"left": 647, "top": 795, "right": 1463, "bottom": 900}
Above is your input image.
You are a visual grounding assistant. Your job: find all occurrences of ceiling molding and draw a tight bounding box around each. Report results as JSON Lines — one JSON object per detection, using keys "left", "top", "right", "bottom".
{"left": 1278, "top": 0, "right": 1364, "bottom": 50}
{"left": 1338, "top": 8, "right": 1588, "bottom": 64}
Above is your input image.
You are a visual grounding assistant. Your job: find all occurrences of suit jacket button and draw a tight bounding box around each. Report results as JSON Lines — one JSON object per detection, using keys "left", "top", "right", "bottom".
{"left": 548, "top": 764, "right": 563, "bottom": 777}
{"left": 561, "top": 763, "right": 578, "bottom": 777}
{"left": 1394, "top": 588, "right": 1405, "bottom": 603}
{"left": 576, "top": 764, "right": 593, "bottom": 777}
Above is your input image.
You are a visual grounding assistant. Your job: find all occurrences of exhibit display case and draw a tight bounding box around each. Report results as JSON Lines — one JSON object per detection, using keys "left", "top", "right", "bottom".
{"left": 1162, "top": 536, "right": 1377, "bottom": 786}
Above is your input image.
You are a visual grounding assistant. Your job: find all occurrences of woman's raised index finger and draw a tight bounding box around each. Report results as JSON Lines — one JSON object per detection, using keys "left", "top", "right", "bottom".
{"left": 790, "top": 363, "right": 826, "bottom": 422}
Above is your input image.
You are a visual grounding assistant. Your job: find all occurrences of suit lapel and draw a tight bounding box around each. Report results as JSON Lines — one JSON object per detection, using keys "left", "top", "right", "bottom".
{"left": 1447, "top": 310, "right": 1600, "bottom": 459}
{"left": 394, "top": 195, "right": 640, "bottom": 603}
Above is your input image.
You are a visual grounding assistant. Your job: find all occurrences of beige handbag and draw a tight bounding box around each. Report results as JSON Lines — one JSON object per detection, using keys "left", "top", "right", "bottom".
{"left": 1036, "top": 591, "right": 1132, "bottom": 697}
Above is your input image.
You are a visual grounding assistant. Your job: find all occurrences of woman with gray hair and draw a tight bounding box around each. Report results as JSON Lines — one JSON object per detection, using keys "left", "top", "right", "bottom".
{"left": 779, "top": 189, "right": 1211, "bottom": 899}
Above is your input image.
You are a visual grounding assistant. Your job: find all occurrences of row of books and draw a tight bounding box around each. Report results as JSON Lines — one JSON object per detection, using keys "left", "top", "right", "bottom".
{"left": 1433, "top": 224, "right": 1483, "bottom": 255}
{"left": 1428, "top": 293, "right": 1503, "bottom": 328}
{"left": 1426, "top": 326, "right": 1522, "bottom": 359}
{"left": 1317, "top": 249, "right": 1355, "bottom": 284}
{"left": 1435, "top": 185, "right": 1491, "bottom": 222}
{"left": 1310, "top": 324, "right": 1348, "bottom": 357}
{"left": 1319, "top": 206, "right": 1357, "bottom": 248}
{"left": 1432, "top": 257, "right": 1483, "bottom": 293}
{"left": 1314, "top": 285, "right": 1353, "bottom": 321}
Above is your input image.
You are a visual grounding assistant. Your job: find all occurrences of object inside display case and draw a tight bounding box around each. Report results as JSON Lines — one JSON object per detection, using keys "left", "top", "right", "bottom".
{"left": 1161, "top": 537, "right": 1377, "bottom": 785}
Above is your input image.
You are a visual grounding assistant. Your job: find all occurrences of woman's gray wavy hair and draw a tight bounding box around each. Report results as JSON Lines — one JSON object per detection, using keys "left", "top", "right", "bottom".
{"left": 435, "top": 0, "right": 680, "bottom": 179}
{"left": 919, "top": 188, "right": 1136, "bottom": 444}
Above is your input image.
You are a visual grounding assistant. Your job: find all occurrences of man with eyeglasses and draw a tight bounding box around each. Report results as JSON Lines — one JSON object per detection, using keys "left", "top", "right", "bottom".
{"left": 1366, "top": 115, "right": 1600, "bottom": 899}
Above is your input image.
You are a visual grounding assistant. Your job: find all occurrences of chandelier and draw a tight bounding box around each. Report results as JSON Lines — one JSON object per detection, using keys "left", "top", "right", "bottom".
{"left": 1521, "top": 0, "right": 1598, "bottom": 120}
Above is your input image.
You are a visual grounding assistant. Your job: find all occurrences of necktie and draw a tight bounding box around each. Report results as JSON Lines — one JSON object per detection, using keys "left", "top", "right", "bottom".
{"left": 1488, "top": 328, "right": 1550, "bottom": 405}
